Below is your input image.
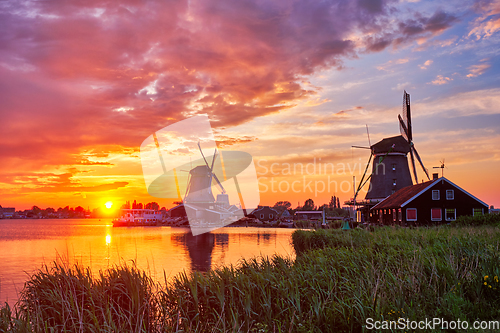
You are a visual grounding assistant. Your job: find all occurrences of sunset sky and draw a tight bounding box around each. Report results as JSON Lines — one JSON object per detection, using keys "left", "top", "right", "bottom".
{"left": 1, "top": 0, "right": 499, "bottom": 211}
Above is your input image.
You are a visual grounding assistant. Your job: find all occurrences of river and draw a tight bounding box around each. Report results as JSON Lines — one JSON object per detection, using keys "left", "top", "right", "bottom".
{"left": 0, "top": 218, "right": 296, "bottom": 306}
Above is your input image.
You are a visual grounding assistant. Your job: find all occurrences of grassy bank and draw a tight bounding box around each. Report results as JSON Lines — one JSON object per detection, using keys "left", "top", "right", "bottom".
{"left": 2, "top": 221, "right": 500, "bottom": 332}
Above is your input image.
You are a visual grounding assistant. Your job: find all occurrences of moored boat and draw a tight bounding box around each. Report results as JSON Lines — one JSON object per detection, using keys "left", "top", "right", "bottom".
{"left": 112, "top": 209, "right": 163, "bottom": 227}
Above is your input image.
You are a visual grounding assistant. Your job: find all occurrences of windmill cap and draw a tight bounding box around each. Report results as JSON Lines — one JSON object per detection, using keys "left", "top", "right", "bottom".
{"left": 371, "top": 135, "right": 411, "bottom": 154}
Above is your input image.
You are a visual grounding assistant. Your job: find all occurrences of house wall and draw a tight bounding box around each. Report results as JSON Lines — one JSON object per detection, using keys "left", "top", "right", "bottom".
{"left": 402, "top": 180, "right": 489, "bottom": 224}
{"left": 250, "top": 207, "right": 278, "bottom": 221}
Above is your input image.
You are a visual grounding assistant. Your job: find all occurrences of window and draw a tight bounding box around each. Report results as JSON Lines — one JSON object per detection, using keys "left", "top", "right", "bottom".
{"left": 393, "top": 179, "right": 397, "bottom": 186}
{"left": 269, "top": 214, "right": 273, "bottom": 219}
{"left": 392, "top": 164, "right": 396, "bottom": 171}
{"left": 260, "top": 214, "right": 264, "bottom": 219}
{"left": 406, "top": 208, "right": 417, "bottom": 221}
{"left": 432, "top": 190, "right": 440, "bottom": 200}
{"left": 446, "top": 190, "right": 454, "bottom": 200}
{"left": 473, "top": 208, "right": 483, "bottom": 216}
{"left": 431, "top": 208, "right": 442, "bottom": 221}
{"left": 398, "top": 209, "right": 402, "bottom": 222}
{"left": 445, "top": 209, "right": 456, "bottom": 221}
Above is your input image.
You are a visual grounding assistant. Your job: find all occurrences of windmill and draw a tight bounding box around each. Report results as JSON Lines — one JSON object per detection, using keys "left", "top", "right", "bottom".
{"left": 183, "top": 143, "right": 235, "bottom": 222}
{"left": 351, "top": 91, "right": 429, "bottom": 204}
{"left": 398, "top": 91, "right": 430, "bottom": 184}
{"left": 184, "top": 143, "right": 227, "bottom": 205}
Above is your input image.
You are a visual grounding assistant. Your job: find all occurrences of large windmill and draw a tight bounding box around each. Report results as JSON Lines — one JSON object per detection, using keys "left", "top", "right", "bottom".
{"left": 353, "top": 91, "right": 430, "bottom": 204}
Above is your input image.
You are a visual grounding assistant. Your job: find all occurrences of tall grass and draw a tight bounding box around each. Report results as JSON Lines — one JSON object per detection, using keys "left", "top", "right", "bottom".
{"left": 2, "top": 224, "right": 500, "bottom": 332}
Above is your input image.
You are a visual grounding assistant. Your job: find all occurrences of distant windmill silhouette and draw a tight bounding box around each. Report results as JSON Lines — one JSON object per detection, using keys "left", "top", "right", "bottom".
{"left": 433, "top": 159, "right": 447, "bottom": 177}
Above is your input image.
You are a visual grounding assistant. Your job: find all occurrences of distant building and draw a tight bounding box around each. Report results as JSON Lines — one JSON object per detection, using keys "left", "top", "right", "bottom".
{"left": 0, "top": 206, "right": 16, "bottom": 219}
{"left": 490, "top": 206, "right": 500, "bottom": 215}
{"left": 278, "top": 209, "right": 293, "bottom": 221}
{"left": 248, "top": 206, "right": 278, "bottom": 222}
{"left": 371, "top": 177, "right": 488, "bottom": 225}
{"left": 294, "top": 210, "right": 324, "bottom": 221}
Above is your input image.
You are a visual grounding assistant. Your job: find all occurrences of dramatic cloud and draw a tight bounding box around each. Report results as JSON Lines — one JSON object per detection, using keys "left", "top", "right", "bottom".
{"left": 4, "top": 0, "right": 498, "bottom": 208}
{"left": 0, "top": 0, "right": 460, "bottom": 165}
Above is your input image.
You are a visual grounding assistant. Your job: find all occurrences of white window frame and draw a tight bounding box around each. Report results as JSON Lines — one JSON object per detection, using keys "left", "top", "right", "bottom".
{"left": 432, "top": 190, "right": 440, "bottom": 200}
{"left": 260, "top": 214, "right": 264, "bottom": 219}
{"left": 269, "top": 214, "right": 273, "bottom": 219}
{"left": 431, "top": 208, "right": 442, "bottom": 221}
{"left": 473, "top": 208, "right": 483, "bottom": 216}
{"left": 445, "top": 208, "right": 456, "bottom": 221}
{"left": 406, "top": 208, "right": 417, "bottom": 221}
{"left": 446, "top": 190, "right": 454, "bottom": 200}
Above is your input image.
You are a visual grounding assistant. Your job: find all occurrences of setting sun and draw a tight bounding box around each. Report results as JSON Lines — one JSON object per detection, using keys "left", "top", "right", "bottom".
{"left": 105, "top": 201, "right": 113, "bottom": 209}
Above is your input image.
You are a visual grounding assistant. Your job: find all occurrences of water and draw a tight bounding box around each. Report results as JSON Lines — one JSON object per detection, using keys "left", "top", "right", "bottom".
{"left": 0, "top": 219, "right": 296, "bottom": 305}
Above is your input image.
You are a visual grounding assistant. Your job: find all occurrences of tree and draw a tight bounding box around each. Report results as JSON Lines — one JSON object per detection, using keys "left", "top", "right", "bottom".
{"left": 337, "top": 197, "right": 341, "bottom": 209}
{"left": 273, "top": 201, "right": 291, "bottom": 214}
{"left": 31, "top": 206, "right": 42, "bottom": 216}
{"left": 302, "top": 199, "right": 315, "bottom": 211}
{"left": 329, "top": 196, "right": 336, "bottom": 209}
{"left": 318, "top": 204, "right": 328, "bottom": 212}
{"left": 145, "top": 202, "right": 159, "bottom": 210}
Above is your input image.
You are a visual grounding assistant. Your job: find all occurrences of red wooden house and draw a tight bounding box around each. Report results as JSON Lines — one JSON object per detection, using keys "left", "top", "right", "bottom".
{"left": 371, "top": 177, "right": 489, "bottom": 225}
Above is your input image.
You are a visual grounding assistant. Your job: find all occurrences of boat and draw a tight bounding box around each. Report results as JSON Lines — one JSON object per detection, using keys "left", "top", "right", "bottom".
{"left": 112, "top": 209, "right": 163, "bottom": 227}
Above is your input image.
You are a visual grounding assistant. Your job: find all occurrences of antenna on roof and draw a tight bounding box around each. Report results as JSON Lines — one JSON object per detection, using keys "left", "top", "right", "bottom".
{"left": 433, "top": 159, "right": 447, "bottom": 177}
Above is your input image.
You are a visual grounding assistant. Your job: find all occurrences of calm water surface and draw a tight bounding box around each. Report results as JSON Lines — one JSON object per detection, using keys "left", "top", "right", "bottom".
{"left": 0, "top": 219, "right": 296, "bottom": 305}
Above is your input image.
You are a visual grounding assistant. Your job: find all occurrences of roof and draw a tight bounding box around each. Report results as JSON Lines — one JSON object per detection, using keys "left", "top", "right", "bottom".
{"left": 372, "top": 177, "right": 489, "bottom": 210}
{"left": 372, "top": 179, "right": 435, "bottom": 210}
{"left": 295, "top": 211, "right": 323, "bottom": 214}
{"left": 250, "top": 206, "right": 278, "bottom": 215}
{"left": 371, "top": 135, "right": 410, "bottom": 155}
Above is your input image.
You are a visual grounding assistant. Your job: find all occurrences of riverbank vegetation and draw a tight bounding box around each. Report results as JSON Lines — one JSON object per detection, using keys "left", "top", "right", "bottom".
{"left": 2, "top": 215, "right": 500, "bottom": 332}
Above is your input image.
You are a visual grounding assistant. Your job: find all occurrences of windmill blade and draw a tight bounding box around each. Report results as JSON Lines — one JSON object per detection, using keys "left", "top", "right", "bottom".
{"left": 355, "top": 153, "right": 373, "bottom": 198}
{"left": 209, "top": 149, "right": 227, "bottom": 194}
{"left": 412, "top": 146, "right": 430, "bottom": 180}
{"left": 197, "top": 142, "right": 211, "bottom": 169}
{"left": 402, "top": 91, "right": 408, "bottom": 130}
{"left": 198, "top": 142, "right": 226, "bottom": 194}
{"left": 212, "top": 173, "right": 226, "bottom": 194}
{"left": 210, "top": 148, "right": 217, "bottom": 172}
{"left": 405, "top": 91, "right": 412, "bottom": 141}
{"left": 207, "top": 148, "right": 218, "bottom": 190}
{"left": 398, "top": 114, "right": 409, "bottom": 142}
{"left": 366, "top": 124, "right": 371, "bottom": 147}
{"left": 409, "top": 148, "right": 418, "bottom": 184}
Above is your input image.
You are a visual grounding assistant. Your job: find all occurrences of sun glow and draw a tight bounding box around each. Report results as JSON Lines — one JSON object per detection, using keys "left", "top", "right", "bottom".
{"left": 105, "top": 201, "right": 113, "bottom": 209}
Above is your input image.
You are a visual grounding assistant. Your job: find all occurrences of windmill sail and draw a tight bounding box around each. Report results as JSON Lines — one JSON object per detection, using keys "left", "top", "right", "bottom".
{"left": 398, "top": 91, "right": 429, "bottom": 183}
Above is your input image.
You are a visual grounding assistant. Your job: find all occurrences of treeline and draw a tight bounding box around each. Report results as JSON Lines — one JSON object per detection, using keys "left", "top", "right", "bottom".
{"left": 273, "top": 195, "right": 348, "bottom": 217}
{"left": 15, "top": 206, "right": 89, "bottom": 218}
{"left": 120, "top": 200, "right": 166, "bottom": 211}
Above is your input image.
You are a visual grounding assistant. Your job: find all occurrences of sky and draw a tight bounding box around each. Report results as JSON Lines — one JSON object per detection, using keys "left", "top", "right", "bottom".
{"left": 1, "top": 0, "right": 499, "bottom": 211}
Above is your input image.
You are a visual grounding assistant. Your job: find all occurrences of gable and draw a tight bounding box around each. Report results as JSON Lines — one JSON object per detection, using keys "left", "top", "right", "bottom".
{"left": 401, "top": 178, "right": 488, "bottom": 208}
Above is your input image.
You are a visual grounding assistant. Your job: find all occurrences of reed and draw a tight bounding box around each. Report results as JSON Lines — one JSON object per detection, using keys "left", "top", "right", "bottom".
{"left": 2, "top": 223, "right": 500, "bottom": 332}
